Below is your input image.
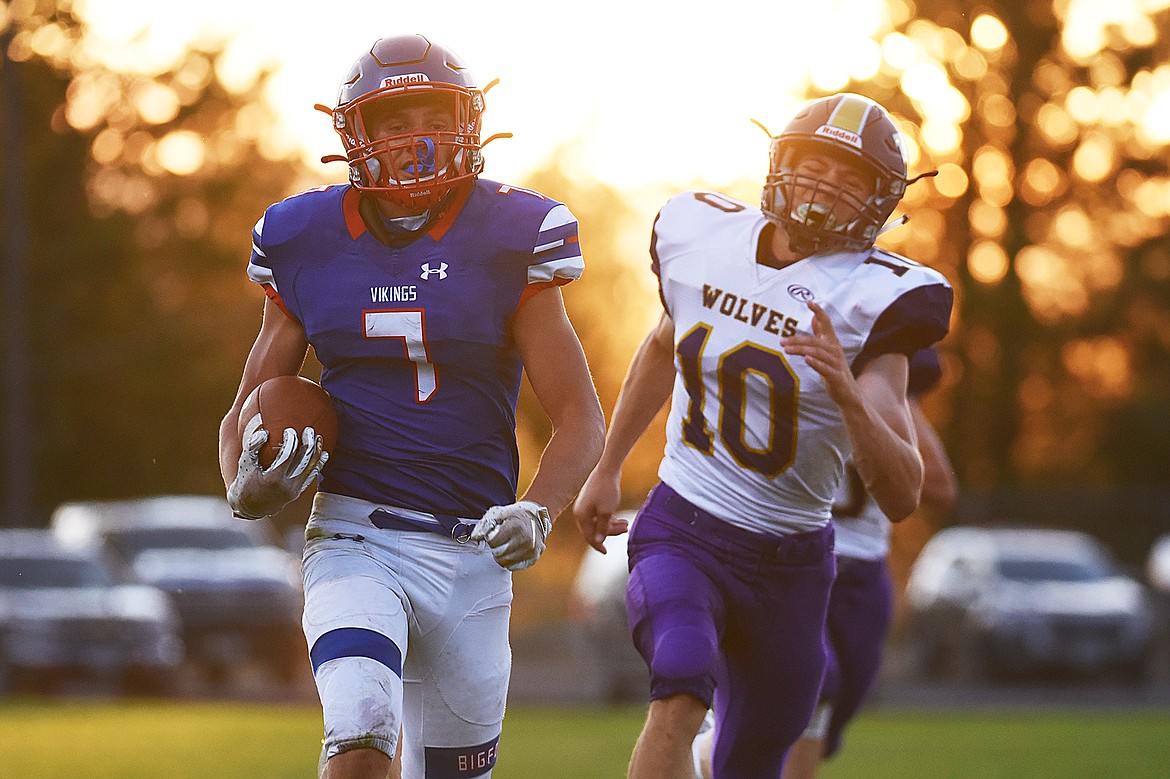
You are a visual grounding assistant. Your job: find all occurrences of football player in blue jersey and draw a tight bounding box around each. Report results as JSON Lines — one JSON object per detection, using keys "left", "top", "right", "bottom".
{"left": 692, "top": 347, "right": 957, "bottom": 779}
{"left": 573, "top": 93, "right": 952, "bottom": 778}
{"left": 218, "top": 35, "right": 604, "bottom": 779}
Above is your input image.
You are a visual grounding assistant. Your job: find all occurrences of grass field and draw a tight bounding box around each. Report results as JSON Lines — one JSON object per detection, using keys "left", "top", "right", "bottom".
{"left": 2, "top": 698, "right": 1169, "bottom": 777}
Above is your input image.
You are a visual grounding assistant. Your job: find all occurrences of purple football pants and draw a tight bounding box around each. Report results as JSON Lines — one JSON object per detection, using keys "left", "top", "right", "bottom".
{"left": 626, "top": 482, "right": 836, "bottom": 778}
{"left": 818, "top": 554, "right": 893, "bottom": 758}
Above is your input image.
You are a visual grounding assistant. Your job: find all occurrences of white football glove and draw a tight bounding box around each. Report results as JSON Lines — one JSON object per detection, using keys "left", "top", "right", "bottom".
{"left": 470, "top": 500, "right": 553, "bottom": 571}
{"left": 227, "top": 414, "right": 328, "bottom": 520}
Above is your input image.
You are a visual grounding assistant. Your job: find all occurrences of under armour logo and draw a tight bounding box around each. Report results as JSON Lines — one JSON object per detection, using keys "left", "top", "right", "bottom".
{"left": 420, "top": 262, "right": 448, "bottom": 280}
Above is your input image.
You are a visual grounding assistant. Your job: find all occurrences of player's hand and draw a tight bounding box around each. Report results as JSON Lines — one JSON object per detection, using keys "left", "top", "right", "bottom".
{"left": 572, "top": 468, "right": 630, "bottom": 554}
{"left": 470, "top": 500, "right": 552, "bottom": 571}
{"left": 227, "top": 415, "right": 328, "bottom": 519}
{"left": 781, "top": 301, "right": 858, "bottom": 408}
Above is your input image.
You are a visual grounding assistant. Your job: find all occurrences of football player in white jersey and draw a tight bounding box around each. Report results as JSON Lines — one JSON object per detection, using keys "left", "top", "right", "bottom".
{"left": 573, "top": 93, "right": 952, "bottom": 778}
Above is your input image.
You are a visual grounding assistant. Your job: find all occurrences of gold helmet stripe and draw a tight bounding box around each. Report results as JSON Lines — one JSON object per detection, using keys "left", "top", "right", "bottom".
{"left": 827, "top": 95, "right": 871, "bottom": 134}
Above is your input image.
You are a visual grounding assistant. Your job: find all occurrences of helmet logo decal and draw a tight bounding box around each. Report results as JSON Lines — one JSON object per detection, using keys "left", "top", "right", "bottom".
{"left": 381, "top": 73, "right": 431, "bottom": 88}
{"left": 405, "top": 138, "right": 437, "bottom": 177}
{"left": 814, "top": 124, "right": 863, "bottom": 149}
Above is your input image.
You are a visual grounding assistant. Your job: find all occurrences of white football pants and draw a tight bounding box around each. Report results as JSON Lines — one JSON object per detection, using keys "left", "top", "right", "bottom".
{"left": 302, "top": 491, "right": 512, "bottom": 778}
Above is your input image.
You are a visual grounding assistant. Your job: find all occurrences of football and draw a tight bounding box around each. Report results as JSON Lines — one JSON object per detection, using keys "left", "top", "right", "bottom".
{"left": 238, "top": 376, "right": 339, "bottom": 468}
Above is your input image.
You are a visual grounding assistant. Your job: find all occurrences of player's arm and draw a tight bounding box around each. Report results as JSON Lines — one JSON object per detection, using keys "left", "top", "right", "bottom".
{"left": 572, "top": 311, "right": 677, "bottom": 552}
{"left": 783, "top": 301, "right": 923, "bottom": 522}
{"left": 512, "top": 286, "right": 606, "bottom": 519}
{"left": 471, "top": 286, "right": 605, "bottom": 571}
{"left": 218, "top": 296, "right": 310, "bottom": 488}
{"left": 850, "top": 355, "right": 921, "bottom": 522}
{"left": 910, "top": 398, "right": 957, "bottom": 517}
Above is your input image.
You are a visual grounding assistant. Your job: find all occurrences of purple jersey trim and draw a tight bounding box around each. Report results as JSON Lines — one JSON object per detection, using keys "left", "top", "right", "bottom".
{"left": 908, "top": 345, "right": 943, "bottom": 396}
{"left": 852, "top": 283, "right": 952, "bottom": 373}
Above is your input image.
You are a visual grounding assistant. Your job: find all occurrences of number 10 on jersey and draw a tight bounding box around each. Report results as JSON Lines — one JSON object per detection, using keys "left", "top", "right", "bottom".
{"left": 676, "top": 323, "right": 800, "bottom": 477}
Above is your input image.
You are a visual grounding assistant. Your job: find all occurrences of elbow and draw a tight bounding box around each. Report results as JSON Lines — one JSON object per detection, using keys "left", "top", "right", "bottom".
{"left": 920, "top": 472, "right": 959, "bottom": 518}
{"left": 880, "top": 467, "right": 924, "bottom": 524}
{"left": 882, "top": 494, "right": 919, "bottom": 524}
{"left": 582, "top": 404, "right": 607, "bottom": 472}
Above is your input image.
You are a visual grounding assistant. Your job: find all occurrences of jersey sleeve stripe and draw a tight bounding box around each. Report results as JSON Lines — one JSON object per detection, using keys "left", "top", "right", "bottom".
{"left": 533, "top": 238, "right": 565, "bottom": 253}
{"left": 534, "top": 221, "right": 579, "bottom": 247}
{"left": 538, "top": 204, "right": 576, "bottom": 231}
{"left": 532, "top": 244, "right": 583, "bottom": 266}
{"left": 649, "top": 211, "right": 671, "bottom": 316}
{"left": 247, "top": 258, "right": 276, "bottom": 289}
{"left": 517, "top": 278, "right": 572, "bottom": 308}
{"left": 527, "top": 256, "right": 584, "bottom": 284}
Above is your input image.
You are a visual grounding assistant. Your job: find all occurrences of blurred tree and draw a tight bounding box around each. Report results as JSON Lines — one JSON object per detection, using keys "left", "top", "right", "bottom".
{"left": 880, "top": 0, "right": 1170, "bottom": 489}
{"left": 0, "top": 2, "right": 305, "bottom": 520}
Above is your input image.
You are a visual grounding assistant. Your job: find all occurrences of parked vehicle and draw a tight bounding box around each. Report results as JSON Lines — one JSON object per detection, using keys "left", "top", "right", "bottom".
{"left": 905, "top": 525, "right": 1154, "bottom": 682}
{"left": 52, "top": 496, "right": 305, "bottom": 684}
{"left": 1144, "top": 532, "right": 1170, "bottom": 678}
{"left": 567, "top": 513, "right": 647, "bottom": 703}
{"left": 0, "top": 529, "right": 183, "bottom": 694}
{"left": 1146, "top": 533, "right": 1170, "bottom": 599}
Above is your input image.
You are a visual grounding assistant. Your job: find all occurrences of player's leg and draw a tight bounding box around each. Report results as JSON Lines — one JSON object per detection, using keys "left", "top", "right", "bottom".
{"left": 395, "top": 531, "right": 513, "bottom": 779}
{"left": 302, "top": 516, "right": 410, "bottom": 779}
{"left": 324, "top": 750, "right": 392, "bottom": 779}
{"left": 779, "top": 618, "right": 838, "bottom": 779}
{"left": 820, "top": 556, "right": 893, "bottom": 760}
{"left": 624, "top": 490, "right": 727, "bottom": 779}
{"left": 691, "top": 709, "right": 715, "bottom": 779}
{"left": 695, "top": 673, "right": 832, "bottom": 779}
{"left": 778, "top": 701, "right": 831, "bottom": 779}
{"left": 710, "top": 525, "right": 836, "bottom": 779}
{"left": 630, "top": 694, "right": 710, "bottom": 778}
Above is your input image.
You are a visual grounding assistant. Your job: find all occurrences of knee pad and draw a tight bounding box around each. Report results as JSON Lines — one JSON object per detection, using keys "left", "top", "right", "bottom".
{"left": 315, "top": 653, "right": 404, "bottom": 760}
{"left": 651, "top": 625, "right": 718, "bottom": 681}
{"left": 647, "top": 625, "right": 719, "bottom": 702}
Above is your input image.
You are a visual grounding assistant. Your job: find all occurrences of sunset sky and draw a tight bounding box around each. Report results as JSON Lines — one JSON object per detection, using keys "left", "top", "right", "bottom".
{"left": 73, "top": 0, "right": 907, "bottom": 191}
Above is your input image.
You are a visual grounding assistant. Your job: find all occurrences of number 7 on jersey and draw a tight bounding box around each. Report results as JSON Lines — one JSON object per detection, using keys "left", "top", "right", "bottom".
{"left": 364, "top": 309, "right": 437, "bottom": 403}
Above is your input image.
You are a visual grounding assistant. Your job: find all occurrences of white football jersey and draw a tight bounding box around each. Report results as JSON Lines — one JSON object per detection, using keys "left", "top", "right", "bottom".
{"left": 830, "top": 464, "right": 889, "bottom": 560}
{"left": 652, "top": 191, "right": 951, "bottom": 537}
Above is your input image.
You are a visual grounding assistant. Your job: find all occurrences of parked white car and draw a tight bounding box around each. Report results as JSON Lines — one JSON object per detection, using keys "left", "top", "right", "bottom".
{"left": 0, "top": 529, "right": 183, "bottom": 694}
{"left": 53, "top": 496, "right": 305, "bottom": 684}
{"left": 906, "top": 526, "right": 1154, "bottom": 682}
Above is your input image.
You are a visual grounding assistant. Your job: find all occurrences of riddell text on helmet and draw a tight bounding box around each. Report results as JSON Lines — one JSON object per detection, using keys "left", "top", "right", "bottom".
{"left": 814, "top": 125, "right": 863, "bottom": 148}
{"left": 381, "top": 73, "right": 430, "bottom": 88}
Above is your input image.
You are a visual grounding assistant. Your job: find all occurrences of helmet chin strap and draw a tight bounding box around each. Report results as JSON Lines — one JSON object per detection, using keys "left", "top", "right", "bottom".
{"left": 786, "top": 225, "right": 831, "bottom": 255}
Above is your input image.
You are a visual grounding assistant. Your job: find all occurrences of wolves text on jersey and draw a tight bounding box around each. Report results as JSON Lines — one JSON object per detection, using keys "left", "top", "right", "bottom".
{"left": 701, "top": 284, "right": 800, "bottom": 338}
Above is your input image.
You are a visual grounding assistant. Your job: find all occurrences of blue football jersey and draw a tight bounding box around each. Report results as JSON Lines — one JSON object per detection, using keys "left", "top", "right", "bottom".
{"left": 246, "top": 180, "right": 583, "bottom": 516}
